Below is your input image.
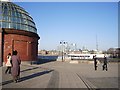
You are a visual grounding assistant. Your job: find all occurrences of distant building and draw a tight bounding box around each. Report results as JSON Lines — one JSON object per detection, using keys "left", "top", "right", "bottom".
{"left": 0, "top": 1, "right": 40, "bottom": 65}
{"left": 38, "top": 50, "right": 59, "bottom": 55}
{"left": 107, "top": 48, "right": 120, "bottom": 58}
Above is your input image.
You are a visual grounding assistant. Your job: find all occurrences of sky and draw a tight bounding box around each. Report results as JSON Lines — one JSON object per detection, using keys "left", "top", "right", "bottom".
{"left": 15, "top": 2, "right": 118, "bottom": 51}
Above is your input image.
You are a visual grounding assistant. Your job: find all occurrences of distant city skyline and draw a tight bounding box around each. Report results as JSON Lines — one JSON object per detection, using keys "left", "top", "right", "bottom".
{"left": 15, "top": 2, "right": 118, "bottom": 51}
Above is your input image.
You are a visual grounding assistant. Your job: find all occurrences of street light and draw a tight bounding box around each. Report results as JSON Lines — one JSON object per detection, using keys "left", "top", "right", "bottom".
{"left": 60, "top": 40, "right": 67, "bottom": 62}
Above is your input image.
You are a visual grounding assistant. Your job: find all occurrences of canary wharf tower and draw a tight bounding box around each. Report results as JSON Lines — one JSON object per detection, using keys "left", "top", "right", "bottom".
{"left": 0, "top": 0, "right": 40, "bottom": 65}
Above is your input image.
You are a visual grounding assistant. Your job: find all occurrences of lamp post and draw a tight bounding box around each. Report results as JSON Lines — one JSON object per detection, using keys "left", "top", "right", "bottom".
{"left": 60, "top": 40, "right": 67, "bottom": 62}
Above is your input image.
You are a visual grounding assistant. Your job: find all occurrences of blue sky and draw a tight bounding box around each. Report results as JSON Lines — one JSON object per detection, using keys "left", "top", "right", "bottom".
{"left": 15, "top": 2, "right": 118, "bottom": 51}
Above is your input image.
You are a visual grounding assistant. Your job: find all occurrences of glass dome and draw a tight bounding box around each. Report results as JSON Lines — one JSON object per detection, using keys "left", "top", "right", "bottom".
{"left": 0, "top": 1, "right": 37, "bottom": 33}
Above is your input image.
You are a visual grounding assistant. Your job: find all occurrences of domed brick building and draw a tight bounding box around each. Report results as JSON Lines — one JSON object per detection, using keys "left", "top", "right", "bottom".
{"left": 0, "top": 1, "right": 40, "bottom": 65}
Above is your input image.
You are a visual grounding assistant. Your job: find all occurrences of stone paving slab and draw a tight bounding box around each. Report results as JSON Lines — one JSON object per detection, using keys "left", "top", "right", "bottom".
{"left": 1, "top": 61, "right": 119, "bottom": 89}
{"left": 38, "top": 61, "right": 119, "bottom": 89}
{"left": 2, "top": 65, "right": 52, "bottom": 88}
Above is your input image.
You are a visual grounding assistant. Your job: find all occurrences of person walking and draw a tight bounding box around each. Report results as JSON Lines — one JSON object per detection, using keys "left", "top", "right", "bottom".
{"left": 102, "top": 56, "right": 108, "bottom": 71}
{"left": 11, "top": 50, "right": 21, "bottom": 83}
{"left": 93, "top": 55, "right": 97, "bottom": 70}
{"left": 5, "top": 53, "right": 12, "bottom": 74}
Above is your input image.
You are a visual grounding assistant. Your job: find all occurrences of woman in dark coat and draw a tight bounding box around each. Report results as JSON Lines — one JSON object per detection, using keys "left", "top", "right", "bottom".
{"left": 11, "top": 50, "right": 21, "bottom": 83}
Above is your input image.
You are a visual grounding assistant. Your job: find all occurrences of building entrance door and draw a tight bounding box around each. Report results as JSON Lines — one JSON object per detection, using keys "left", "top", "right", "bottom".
{"left": 13, "top": 40, "right": 27, "bottom": 61}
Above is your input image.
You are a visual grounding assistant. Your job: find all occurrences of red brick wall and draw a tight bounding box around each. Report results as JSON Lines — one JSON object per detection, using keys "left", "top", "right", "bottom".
{"left": 0, "top": 32, "right": 2, "bottom": 51}
{"left": 4, "top": 33, "right": 38, "bottom": 62}
{"left": 0, "top": 32, "right": 2, "bottom": 64}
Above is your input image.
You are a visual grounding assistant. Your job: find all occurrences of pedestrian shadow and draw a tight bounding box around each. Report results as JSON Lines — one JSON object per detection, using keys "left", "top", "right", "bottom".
{"left": 2, "top": 70, "right": 54, "bottom": 85}
{"left": 19, "top": 70, "right": 53, "bottom": 82}
{"left": 2, "top": 66, "right": 40, "bottom": 85}
{"left": 2, "top": 80, "right": 13, "bottom": 86}
{"left": 20, "top": 66, "right": 40, "bottom": 73}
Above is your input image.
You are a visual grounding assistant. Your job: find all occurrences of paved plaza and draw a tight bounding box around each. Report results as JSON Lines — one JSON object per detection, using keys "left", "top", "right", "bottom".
{"left": 0, "top": 60, "right": 119, "bottom": 89}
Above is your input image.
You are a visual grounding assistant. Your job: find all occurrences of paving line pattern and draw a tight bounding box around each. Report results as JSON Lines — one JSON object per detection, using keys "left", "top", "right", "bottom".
{"left": 76, "top": 73, "right": 98, "bottom": 90}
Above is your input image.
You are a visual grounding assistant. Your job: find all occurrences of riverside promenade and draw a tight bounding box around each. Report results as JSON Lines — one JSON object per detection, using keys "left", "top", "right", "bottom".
{"left": 1, "top": 60, "right": 119, "bottom": 90}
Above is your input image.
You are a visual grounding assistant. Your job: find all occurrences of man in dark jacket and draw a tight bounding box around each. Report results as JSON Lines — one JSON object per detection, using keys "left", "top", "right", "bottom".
{"left": 103, "top": 56, "right": 108, "bottom": 71}
{"left": 93, "top": 55, "right": 97, "bottom": 70}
